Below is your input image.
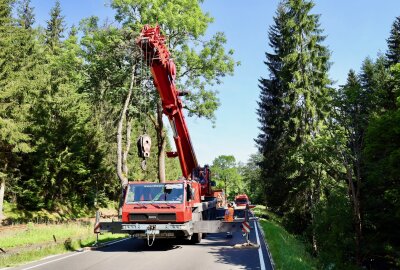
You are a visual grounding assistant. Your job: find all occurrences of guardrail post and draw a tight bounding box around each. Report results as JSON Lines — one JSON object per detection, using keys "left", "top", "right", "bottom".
{"left": 94, "top": 210, "right": 101, "bottom": 246}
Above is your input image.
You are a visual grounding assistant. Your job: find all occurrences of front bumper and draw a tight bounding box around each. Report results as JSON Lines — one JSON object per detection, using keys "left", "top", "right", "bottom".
{"left": 97, "top": 221, "right": 193, "bottom": 238}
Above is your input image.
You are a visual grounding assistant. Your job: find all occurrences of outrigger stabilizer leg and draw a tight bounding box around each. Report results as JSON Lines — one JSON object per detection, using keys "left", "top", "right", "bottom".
{"left": 233, "top": 206, "right": 260, "bottom": 249}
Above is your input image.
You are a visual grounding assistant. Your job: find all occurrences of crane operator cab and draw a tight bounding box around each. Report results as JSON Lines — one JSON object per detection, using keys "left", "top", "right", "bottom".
{"left": 121, "top": 180, "right": 201, "bottom": 224}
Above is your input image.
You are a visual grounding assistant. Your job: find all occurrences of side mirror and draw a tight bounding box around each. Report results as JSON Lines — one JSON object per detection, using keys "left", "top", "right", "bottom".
{"left": 186, "top": 186, "right": 192, "bottom": 201}
{"left": 191, "top": 188, "right": 195, "bottom": 200}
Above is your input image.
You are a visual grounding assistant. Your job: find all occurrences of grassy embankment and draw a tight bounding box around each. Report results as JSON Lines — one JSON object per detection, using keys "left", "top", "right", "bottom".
{"left": 253, "top": 205, "right": 318, "bottom": 270}
{"left": 0, "top": 202, "right": 125, "bottom": 268}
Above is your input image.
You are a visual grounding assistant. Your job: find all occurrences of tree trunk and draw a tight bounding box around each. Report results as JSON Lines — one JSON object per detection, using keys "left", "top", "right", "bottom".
{"left": 117, "top": 65, "right": 135, "bottom": 189}
{"left": 310, "top": 168, "right": 321, "bottom": 255}
{"left": 117, "top": 65, "right": 135, "bottom": 217}
{"left": 122, "top": 117, "right": 132, "bottom": 177}
{"left": 149, "top": 102, "right": 167, "bottom": 183}
{"left": 344, "top": 159, "right": 362, "bottom": 265}
{"left": 156, "top": 103, "right": 166, "bottom": 183}
{"left": 0, "top": 176, "right": 5, "bottom": 221}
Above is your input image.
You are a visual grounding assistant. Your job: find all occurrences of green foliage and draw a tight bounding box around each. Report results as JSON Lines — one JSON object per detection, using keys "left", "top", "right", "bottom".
{"left": 211, "top": 155, "right": 243, "bottom": 200}
{"left": 363, "top": 110, "right": 400, "bottom": 266}
{"left": 0, "top": 222, "right": 125, "bottom": 268}
{"left": 255, "top": 4, "right": 400, "bottom": 268}
{"left": 45, "top": 0, "right": 64, "bottom": 52}
{"left": 111, "top": 0, "right": 237, "bottom": 124}
{"left": 391, "top": 63, "right": 400, "bottom": 105}
{"left": 312, "top": 184, "right": 355, "bottom": 269}
{"left": 256, "top": 0, "right": 332, "bottom": 216}
{"left": 16, "top": 0, "right": 35, "bottom": 29}
{"left": 258, "top": 217, "right": 318, "bottom": 270}
{"left": 386, "top": 16, "right": 400, "bottom": 66}
{"left": 239, "top": 154, "right": 264, "bottom": 204}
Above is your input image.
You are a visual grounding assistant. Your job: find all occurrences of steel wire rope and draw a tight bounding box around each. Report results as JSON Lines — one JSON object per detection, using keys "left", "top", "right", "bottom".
{"left": 143, "top": 39, "right": 150, "bottom": 134}
{"left": 138, "top": 40, "right": 144, "bottom": 133}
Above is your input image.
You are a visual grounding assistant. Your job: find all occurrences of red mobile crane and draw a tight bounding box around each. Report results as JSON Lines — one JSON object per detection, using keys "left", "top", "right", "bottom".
{"left": 136, "top": 25, "right": 212, "bottom": 197}
{"left": 95, "top": 25, "right": 242, "bottom": 245}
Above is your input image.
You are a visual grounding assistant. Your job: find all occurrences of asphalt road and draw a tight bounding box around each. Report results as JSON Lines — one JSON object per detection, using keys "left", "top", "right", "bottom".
{"left": 11, "top": 220, "right": 273, "bottom": 270}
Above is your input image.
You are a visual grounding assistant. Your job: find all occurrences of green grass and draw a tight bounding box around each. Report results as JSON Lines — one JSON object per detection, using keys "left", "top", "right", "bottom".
{"left": 0, "top": 222, "right": 125, "bottom": 268}
{"left": 254, "top": 205, "right": 318, "bottom": 270}
{"left": 0, "top": 223, "right": 93, "bottom": 249}
{"left": 2, "top": 201, "right": 113, "bottom": 223}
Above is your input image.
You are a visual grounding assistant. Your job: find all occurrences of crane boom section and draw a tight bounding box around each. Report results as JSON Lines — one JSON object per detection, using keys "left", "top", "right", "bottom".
{"left": 137, "top": 25, "right": 198, "bottom": 179}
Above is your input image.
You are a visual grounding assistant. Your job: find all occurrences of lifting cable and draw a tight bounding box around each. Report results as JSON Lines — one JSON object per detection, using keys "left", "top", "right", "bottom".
{"left": 137, "top": 38, "right": 152, "bottom": 170}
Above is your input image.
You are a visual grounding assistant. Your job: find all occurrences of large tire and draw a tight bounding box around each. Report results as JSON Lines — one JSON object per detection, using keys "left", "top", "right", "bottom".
{"left": 191, "top": 233, "right": 202, "bottom": 244}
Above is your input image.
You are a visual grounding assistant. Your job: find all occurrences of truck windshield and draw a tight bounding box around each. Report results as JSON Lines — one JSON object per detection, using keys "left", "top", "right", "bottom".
{"left": 125, "top": 183, "right": 184, "bottom": 204}
{"left": 235, "top": 198, "right": 248, "bottom": 204}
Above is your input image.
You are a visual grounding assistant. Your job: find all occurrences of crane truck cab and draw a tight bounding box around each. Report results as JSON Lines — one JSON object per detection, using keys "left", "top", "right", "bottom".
{"left": 120, "top": 180, "right": 205, "bottom": 240}
{"left": 234, "top": 194, "right": 251, "bottom": 209}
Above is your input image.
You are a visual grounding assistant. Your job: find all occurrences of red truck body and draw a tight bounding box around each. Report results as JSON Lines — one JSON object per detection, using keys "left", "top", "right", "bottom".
{"left": 235, "top": 194, "right": 251, "bottom": 207}
{"left": 121, "top": 180, "right": 201, "bottom": 224}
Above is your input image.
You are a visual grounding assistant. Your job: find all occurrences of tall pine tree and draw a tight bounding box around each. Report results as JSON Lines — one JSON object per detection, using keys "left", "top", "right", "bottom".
{"left": 256, "top": 4, "right": 291, "bottom": 213}
{"left": 386, "top": 16, "right": 400, "bottom": 66}
{"left": 45, "top": 0, "right": 64, "bottom": 53}
{"left": 17, "top": 0, "right": 34, "bottom": 29}
{"left": 256, "top": 0, "right": 331, "bottom": 218}
{"left": 0, "top": 0, "right": 44, "bottom": 217}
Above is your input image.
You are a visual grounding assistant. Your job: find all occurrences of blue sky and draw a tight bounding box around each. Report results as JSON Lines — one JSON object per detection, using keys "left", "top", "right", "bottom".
{"left": 31, "top": 0, "right": 400, "bottom": 165}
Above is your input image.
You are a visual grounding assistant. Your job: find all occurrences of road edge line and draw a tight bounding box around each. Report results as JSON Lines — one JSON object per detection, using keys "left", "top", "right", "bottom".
{"left": 19, "top": 238, "right": 129, "bottom": 270}
{"left": 254, "top": 220, "right": 267, "bottom": 270}
{"left": 256, "top": 220, "right": 276, "bottom": 270}
{"left": 84, "top": 237, "right": 130, "bottom": 250}
{"left": 21, "top": 250, "right": 88, "bottom": 270}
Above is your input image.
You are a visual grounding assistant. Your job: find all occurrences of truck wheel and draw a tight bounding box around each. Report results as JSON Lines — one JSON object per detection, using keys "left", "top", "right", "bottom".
{"left": 191, "top": 233, "right": 202, "bottom": 244}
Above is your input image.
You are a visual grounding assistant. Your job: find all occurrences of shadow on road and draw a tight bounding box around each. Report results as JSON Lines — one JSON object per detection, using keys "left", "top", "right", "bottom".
{"left": 94, "top": 231, "right": 267, "bottom": 270}
{"left": 95, "top": 234, "right": 236, "bottom": 252}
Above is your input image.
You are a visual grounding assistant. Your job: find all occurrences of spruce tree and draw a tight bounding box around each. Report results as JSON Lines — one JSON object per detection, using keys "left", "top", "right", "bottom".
{"left": 17, "top": 0, "right": 35, "bottom": 29}
{"left": 0, "top": 0, "right": 44, "bottom": 217}
{"left": 45, "top": 0, "right": 64, "bottom": 52}
{"left": 256, "top": 0, "right": 331, "bottom": 215}
{"left": 386, "top": 16, "right": 400, "bottom": 66}
{"left": 256, "top": 5, "right": 291, "bottom": 213}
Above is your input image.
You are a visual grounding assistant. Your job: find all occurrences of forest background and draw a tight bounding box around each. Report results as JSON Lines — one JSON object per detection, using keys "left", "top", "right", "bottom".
{"left": 0, "top": 0, "right": 399, "bottom": 269}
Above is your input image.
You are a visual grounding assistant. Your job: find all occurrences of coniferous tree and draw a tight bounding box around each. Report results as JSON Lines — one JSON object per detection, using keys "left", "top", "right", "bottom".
{"left": 386, "top": 16, "right": 400, "bottom": 66}
{"left": 45, "top": 0, "right": 64, "bottom": 52}
{"left": 256, "top": 0, "right": 331, "bottom": 217}
{"left": 17, "top": 0, "right": 35, "bottom": 29}
{"left": 0, "top": 0, "right": 15, "bottom": 221}
{"left": 256, "top": 5, "right": 291, "bottom": 213}
{"left": 335, "top": 69, "right": 366, "bottom": 264}
{"left": 0, "top": 0, "right": 44, "bottom": 216}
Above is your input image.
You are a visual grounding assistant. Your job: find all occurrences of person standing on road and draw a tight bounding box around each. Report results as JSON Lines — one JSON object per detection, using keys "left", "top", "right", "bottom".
{"left": 224, "top": 203, "right": 234, "bottom": 238}
{"left": 224, "top": 203, "right": 234, "bottom": 222}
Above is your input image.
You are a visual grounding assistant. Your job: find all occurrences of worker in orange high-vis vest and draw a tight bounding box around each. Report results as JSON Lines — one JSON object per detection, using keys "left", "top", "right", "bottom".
{"left": 224, "top": 203, "right": 234, "bottom": 238}
{"left": 224, "top": 203, "right": 234, "bottom": 222}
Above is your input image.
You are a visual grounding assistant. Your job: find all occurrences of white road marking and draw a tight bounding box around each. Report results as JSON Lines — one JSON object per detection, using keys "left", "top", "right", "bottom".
{"left": 21, "top": 238, "right": 130, "bottom": 270}
{"left": 254, "top": 220, "right": 266, "bottom": 270}
{"left": 21, "top": 251, "right": 88, "bottom": 270}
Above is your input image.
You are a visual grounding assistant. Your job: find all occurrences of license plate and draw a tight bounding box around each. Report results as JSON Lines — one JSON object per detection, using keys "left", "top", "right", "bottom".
{"left": 122, "top": 224, "right": 138, "bottom": 230}
{"left": 146, "top": 230, "right": 160, "bottom": 235}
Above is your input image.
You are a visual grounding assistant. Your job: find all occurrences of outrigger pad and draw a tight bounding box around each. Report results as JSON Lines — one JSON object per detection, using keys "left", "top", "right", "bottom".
{"left": 233, "top": 242, "right": 260, "bottom": 249}
{"left": 193, "top": 220, "right": 245, "bottom": 233}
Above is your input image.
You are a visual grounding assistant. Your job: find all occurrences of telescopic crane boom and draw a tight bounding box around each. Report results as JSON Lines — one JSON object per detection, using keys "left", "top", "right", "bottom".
{"left": 137, "top": 25, "right": 211, "bottom": 196}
